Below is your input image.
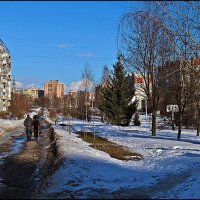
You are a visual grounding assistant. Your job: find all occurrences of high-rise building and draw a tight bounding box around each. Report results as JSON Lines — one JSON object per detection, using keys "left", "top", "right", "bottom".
{"left": 44, "top": 80, "right": 64, "bottom": 98}
{"left": 0, "top": 39, "right": 11, "bottom": 111}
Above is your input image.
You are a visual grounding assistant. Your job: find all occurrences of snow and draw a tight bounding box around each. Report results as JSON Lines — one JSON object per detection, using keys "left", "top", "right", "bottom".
{"left": 0, "top": 119, "right": 24, "bottom": 137}
{"left": 0, "top": 108, "right": 40, "bottom": 137}
{"left": 43, "top": 116, "right": 200, "bottom": 199}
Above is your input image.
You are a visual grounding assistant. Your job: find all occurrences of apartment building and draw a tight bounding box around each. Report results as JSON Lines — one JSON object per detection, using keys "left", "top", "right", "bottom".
{"left": 23, "top": 88, "right": 39, "bottom": 99}
{"left": 44, "top": 80, "right": 64, "bottom": 98}
{"left": 14, "top": 88, "right": 44, "bottom": 99}
{"left": 0, "top": 39, "right": 11, "bottom": 111}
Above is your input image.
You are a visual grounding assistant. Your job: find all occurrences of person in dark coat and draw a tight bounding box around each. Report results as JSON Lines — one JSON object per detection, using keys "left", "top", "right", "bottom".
{"left": 24, "top": 115, "right": 33, "bottom": 141}
{"left": 32, "top": 115, "right": 41, "bottom": 141}
{"left": 87, "top": 115, "right": 91, "bottom": 123}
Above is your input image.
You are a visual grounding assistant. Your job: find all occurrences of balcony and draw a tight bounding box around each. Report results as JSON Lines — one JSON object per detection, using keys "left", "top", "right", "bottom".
{"left": 2, "top": 79, "right": 7, "bottom": 83}
{"left": 2, "top": 60, "right": 7, "bottom": 65}
{"left": 2, "top": 53, "right": 9, "bottom": 58}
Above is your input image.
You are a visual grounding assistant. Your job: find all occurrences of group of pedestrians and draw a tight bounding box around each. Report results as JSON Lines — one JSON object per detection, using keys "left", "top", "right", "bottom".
{"left": 23, "top": 114, "right": 42, "bottom": 141}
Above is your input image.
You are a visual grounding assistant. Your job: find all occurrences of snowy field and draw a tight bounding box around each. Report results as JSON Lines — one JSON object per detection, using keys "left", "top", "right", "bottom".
{"left": 43, "top": 116, "right": 200, "bottom": 199}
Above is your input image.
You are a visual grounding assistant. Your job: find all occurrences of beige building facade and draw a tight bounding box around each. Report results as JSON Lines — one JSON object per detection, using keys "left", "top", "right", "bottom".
{"left": 44, "top": 80, "right": 64, "bottom": 98}
{"left": 23, "top": 88, "right": 39, "bottom": 99}
{"left": 132, "top": 73, "right": 147, "bottom": 111}
{"left": 0, "top": 39, "right": 11, "bottom": 111}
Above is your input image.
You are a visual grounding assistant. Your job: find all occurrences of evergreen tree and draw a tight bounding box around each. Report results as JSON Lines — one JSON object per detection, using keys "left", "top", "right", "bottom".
{"left": 99, "top": 54, "right": 137, "bottom": 126}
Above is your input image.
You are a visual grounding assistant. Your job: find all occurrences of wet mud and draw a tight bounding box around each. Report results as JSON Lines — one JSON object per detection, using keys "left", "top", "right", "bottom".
{"left": 77, "top": 131, "right": 143, "bottom": 161}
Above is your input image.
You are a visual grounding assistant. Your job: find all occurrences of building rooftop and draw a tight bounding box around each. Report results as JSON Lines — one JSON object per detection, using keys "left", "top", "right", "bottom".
{"left": 0, "top": 39, "right": 10, "bottom": 53}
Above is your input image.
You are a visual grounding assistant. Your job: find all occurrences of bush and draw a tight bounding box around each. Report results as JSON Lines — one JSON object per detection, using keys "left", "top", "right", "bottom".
{"left": 133, "top": 112, "right": 141, "bottom": 126}
{"left": 8, "top": 93, "right": 29, "bottom": 119}
{"left": 0, "top": 111, "right": 10, "bottom": 119}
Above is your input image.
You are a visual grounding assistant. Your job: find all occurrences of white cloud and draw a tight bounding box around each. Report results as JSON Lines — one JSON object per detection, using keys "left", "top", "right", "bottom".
{"left": 67, "top": 80, "right": 95, "bottom": 93}
{"left": 14, "top": 81, "right": 42, "bottom": 89}
{"left": 57, "top": 44, "right": 72, "bottom": 48}
{"left": 74, "top": 52, "right": 96, "bottom": 58}
{"left": 25, "top": 83, "right": 38, "bottom": 88}
{"left": 15, "top": 81, "right": 23, "bottom": 88}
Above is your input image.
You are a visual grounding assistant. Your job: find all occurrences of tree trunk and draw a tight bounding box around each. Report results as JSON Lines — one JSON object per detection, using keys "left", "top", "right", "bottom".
{"left": 177, "top": 114, "right": 182, "bottom": 140}
{"left": 197, "top": 115, "right": 200, "bottom": 136}
{"left": 152, "top": 110, "right": 157, "bottom": 136}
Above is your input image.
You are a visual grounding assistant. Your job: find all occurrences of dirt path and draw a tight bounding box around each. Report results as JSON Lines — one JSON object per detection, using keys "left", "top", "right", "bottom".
{"left": 0, "top": 140, "right": 40, "bottom": 199}
{"left": 0, "top": 123, "right": 57, "bottom": 199}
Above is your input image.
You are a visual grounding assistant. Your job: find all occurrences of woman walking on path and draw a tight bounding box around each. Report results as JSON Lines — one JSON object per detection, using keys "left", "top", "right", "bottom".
{"left": 32, "top": 115, "right": 41, "bottom": 141}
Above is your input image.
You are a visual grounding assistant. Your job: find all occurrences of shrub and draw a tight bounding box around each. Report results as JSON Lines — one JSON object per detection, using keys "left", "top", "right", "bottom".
{"left": 133, "top": 112, "right": 141, "bottom": 126}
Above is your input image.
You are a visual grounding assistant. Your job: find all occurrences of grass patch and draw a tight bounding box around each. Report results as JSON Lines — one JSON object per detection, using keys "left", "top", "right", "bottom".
{"left": 77, "top": 132, "right": 143, "bottom": 161}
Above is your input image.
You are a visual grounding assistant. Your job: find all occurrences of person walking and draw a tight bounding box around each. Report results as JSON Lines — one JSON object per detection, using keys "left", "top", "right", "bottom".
{"left": 24, "top": 115, "right": 33, "bottom": 141}
{"left": 87, "top": 115, "right": 91, "bottom": 123}
{"left": 32, "top": 115, "right": 41, "bottom": 141}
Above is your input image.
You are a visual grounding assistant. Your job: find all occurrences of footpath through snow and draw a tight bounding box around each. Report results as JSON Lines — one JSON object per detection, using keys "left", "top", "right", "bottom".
{"left": 0, "top": 117, "right": 60, "bottom": 199}
{"left": 40, "top": 117, "right": 200, "bottom": 199}
{"left": 0, "top": 110, "right": 39, "bottom": 138}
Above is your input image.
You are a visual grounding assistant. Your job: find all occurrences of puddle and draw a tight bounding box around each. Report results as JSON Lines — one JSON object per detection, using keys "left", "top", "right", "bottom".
{"left": 77, "top": 132, "right": 143, "bottom": 161}
{"left": 10, "top": 136, "right": 26, "bottom": 155}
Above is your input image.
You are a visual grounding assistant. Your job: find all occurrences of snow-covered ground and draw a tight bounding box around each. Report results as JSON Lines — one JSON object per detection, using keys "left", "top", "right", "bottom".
{"left": 0, "top": 109, "right": 40, "bottom": 137}
{"left": 43, "top": 116, "right": 200, "bottom": 199}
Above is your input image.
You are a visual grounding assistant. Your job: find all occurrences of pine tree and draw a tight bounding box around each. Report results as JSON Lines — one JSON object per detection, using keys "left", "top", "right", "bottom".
{"left": 99, "top": 54, "right": 137, "bottom": 126}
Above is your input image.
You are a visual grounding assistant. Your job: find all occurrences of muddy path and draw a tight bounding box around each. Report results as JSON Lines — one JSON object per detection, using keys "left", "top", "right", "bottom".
{"left": 0, "top": 140, "right": 40, "bottom": 199}
{"left": 0, "top": 123, "right": 58, "bottom": 199}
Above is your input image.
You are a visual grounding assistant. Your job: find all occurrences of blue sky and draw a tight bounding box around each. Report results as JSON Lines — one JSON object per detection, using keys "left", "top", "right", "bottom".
{"left": 0, "top": 1, "right": 141, "bottom": 89}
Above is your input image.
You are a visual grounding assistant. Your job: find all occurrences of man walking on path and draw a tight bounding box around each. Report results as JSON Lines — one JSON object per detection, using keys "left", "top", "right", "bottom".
{"left": 24, "top": 115, "right": 33, "bottom": 141}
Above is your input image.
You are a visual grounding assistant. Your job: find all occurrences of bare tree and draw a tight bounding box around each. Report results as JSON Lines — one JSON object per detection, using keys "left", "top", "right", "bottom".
{"left": 81, "top": 63, "right": 94, "bottom": 122}
{"left": 8, "top": 93, "right": 29, "bottom": 119}
{"left": 118, "top": 2, "right": 173, "bottom": 136}
{"left": 102, "top": 65, "right": 110, "bottom": 87}
{"left": 154, "top": 1, "right": 200, "bottom": 57}
{"left": 119, "top": 1, "right": 200, "bottom": 139}
{"left": 192, "top": 60, "right": 200, "bottom": 136}
{"left": 154, "top": 1, "right": 200, "bottom": 140}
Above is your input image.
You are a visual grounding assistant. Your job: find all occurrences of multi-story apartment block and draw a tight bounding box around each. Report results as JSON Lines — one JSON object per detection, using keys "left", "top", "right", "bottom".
{"left": 23, "top": 88, "right": 39, "bottom": 100}
{"left": 0, "top": 39, "right": 11, "bottom": 111}
{"left": 44, "top": 80, "right": 64, "bottom": 98}
{"left": 14, "top": 88, "right": 44, "bottom": 100}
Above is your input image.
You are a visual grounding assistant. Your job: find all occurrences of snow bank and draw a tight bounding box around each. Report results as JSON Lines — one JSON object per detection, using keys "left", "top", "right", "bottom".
{"left": 41, "top": 117, "right": 200, "bottom": 199}
{"left": 0, "top": 119, "right": 24, "bottom": 137}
